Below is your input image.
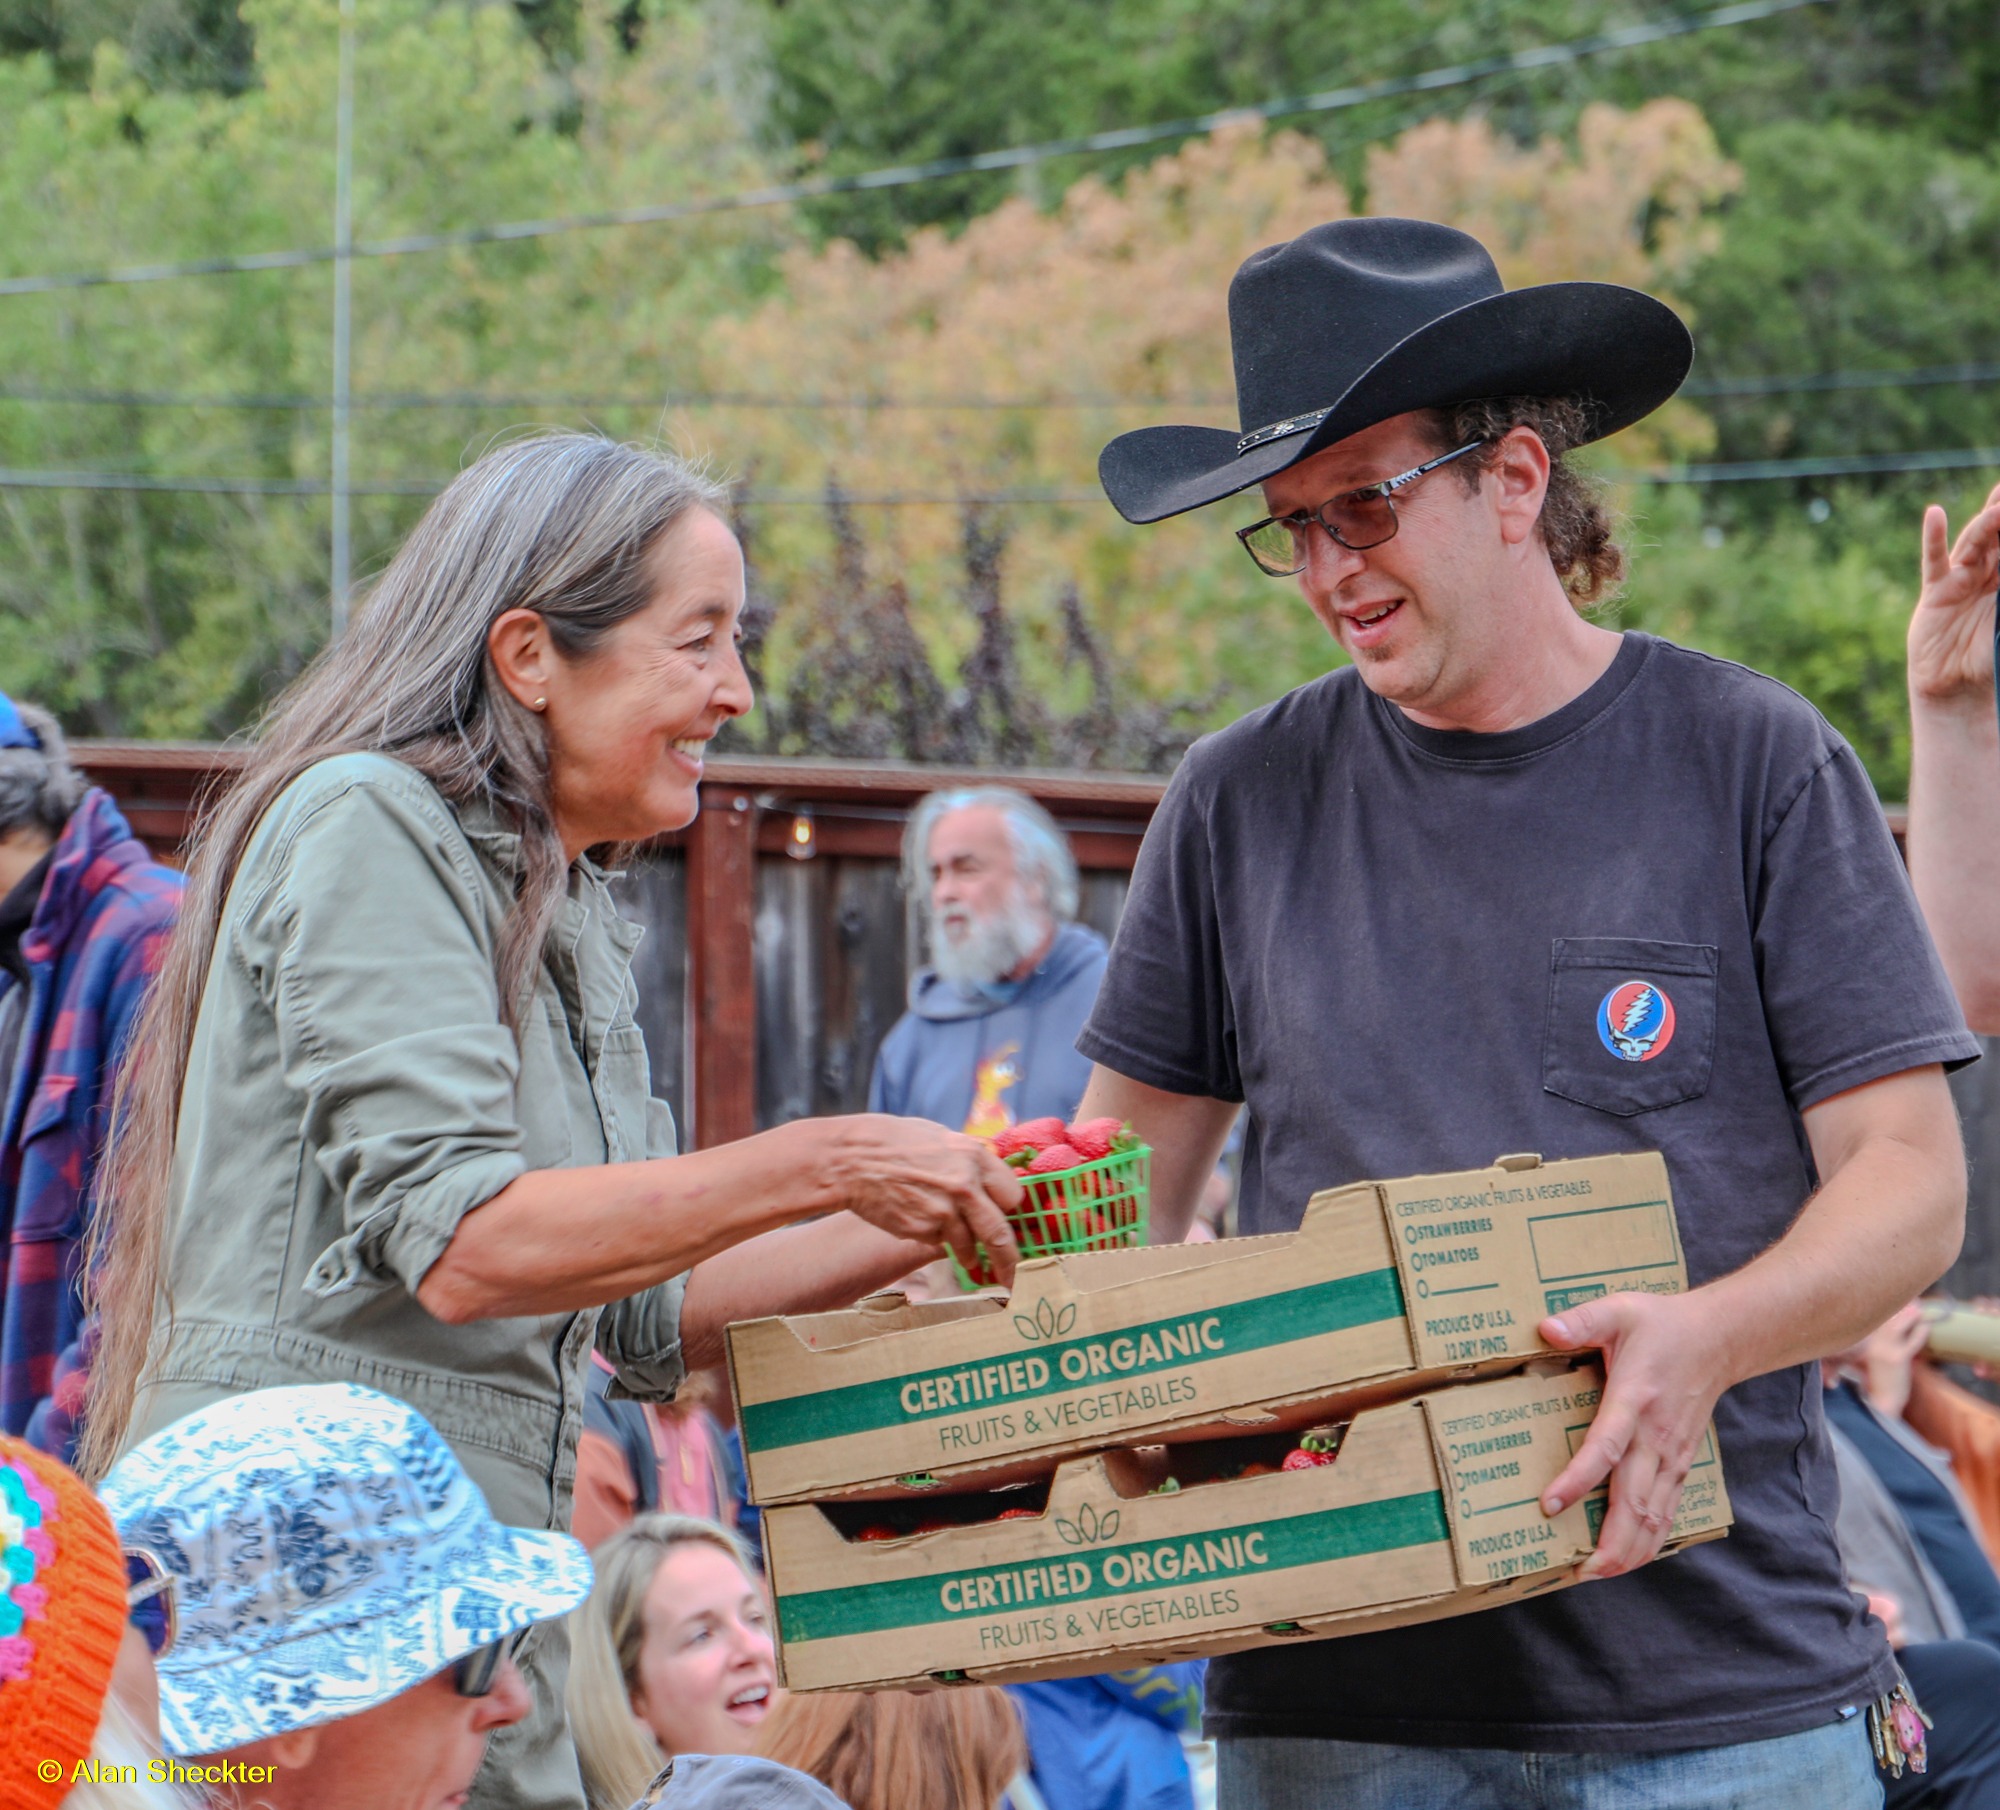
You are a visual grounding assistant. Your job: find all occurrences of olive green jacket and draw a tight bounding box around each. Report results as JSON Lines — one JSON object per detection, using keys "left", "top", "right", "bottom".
{"left": 125, "top": 752, "right": 687, "bottom": 1534}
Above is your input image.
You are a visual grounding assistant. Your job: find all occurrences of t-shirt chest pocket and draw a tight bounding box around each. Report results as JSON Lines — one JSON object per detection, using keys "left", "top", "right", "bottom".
{"left": 1543, "top": 937, "right": 1719, "bottom": 1116}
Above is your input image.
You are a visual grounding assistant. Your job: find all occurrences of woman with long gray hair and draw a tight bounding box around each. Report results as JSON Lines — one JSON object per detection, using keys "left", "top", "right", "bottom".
{"left": 80, "top": 432, "right": 1022, "bottom": 1810}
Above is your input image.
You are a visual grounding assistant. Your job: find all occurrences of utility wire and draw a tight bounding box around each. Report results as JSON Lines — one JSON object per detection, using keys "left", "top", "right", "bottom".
{"left": 1650, "top": 446, "right": 2000, "bottom": 483}
{"left": 0, "top": 468, "right": 440, "bottom": 496}
{"left": 6, "top": 443, "right": 1998, "bottom": 501}
{"left": 0, "top": 383, "right": 1225, "bottom": 412}
{"left": 4, "top": 356, "right": 1996, "bottom": 416}
{"left": 0, "top": 0, "right": 1826, "bottom": 300}
{"left": 1686, "top": 361, "right": 2000, "bottom": 398}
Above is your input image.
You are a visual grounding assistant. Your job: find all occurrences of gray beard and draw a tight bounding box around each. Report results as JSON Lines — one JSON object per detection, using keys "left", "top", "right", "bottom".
{"left": 929, "top": 893, "right": 1050, "bottom": 992}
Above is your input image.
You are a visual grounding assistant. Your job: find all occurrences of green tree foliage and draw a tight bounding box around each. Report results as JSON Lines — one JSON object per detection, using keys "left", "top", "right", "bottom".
{"left": 0, "top": 0, "right": 787, "bottom": 735}
{"left": 753, "top": 0, "right": 2000, "bottom": 245}
{"left": 1685, "top": 121, "right": 2000, "bottom": 467}
{"left": 0, "top": 0, "right": 1995, "bottom": 796}
{"left": 0, "top": 0, "right": 253, "bottom": 90}
{"left": 1606, "top": 481, "right": 1985, "bottom": 798}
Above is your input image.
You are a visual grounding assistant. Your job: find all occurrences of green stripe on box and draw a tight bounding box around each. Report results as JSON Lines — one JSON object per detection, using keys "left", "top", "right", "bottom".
{"left": 777, "top": 1489, "right": 1449, "bottom": 1642}
{"left": 741, "top": 1268, "right": 1407, "bottom": 1454}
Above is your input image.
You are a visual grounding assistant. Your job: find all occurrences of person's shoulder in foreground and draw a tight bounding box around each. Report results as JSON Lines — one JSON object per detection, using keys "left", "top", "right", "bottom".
{"left": 629, "top": 1754, "right": 852, "bottom": 1810}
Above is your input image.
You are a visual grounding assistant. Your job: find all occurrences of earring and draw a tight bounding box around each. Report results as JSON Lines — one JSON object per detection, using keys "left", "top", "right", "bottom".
{"left": 531, "top": 697, "right": 547, "bottom": 712}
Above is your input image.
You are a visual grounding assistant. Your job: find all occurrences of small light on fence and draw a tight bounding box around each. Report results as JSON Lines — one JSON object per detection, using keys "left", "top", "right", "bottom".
{"left": 787, "top": 808, "right": 817, "bottom": 861}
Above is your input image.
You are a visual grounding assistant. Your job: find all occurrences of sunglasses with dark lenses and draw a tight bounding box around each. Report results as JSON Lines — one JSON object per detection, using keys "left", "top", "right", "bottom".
{"left": 455, "top": 1627, "right": 530, "bottom": 1698}
{"left": 125, "top": 1548, "right": 178, "bottom": 1658}
{"left": 1236, "top": 439, "right": 1487, "bottom": 577}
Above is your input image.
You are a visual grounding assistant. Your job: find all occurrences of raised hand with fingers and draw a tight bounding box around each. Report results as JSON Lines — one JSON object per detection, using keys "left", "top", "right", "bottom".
{"left": 1909, "top": 478, "right": 2000, "bottom": 707}
{"left": 1536, "top": 1290, "right": 1735, "bottom": 1580}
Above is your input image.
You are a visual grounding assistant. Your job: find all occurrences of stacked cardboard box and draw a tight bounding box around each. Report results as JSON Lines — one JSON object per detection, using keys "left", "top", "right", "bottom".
{"left": 725, "top": 1151, "right": 1733, "bottom": 1691}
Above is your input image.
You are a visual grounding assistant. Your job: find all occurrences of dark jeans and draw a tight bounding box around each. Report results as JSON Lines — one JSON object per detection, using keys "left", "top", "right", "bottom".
{"left": 1217, "top": 1719, "right": 1880, "bottom": 1808}
{"left": 1890, "top": 1641, "right": 2000, "bottom": 1810}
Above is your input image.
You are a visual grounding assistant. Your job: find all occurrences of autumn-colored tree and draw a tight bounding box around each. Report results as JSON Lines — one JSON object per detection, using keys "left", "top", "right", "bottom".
{"left": 694, "top": 103, "right": 1737, "bottom": 759}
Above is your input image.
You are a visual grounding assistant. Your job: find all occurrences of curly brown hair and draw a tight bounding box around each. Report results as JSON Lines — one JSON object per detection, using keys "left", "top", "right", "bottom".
{"left": 1421, "top": 396, "right": 1624, "bottom": 606}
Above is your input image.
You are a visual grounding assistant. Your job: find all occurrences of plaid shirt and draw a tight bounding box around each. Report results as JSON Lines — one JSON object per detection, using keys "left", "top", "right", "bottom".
{"left": 0, "top": 788, "right": 181, "bottom": 1459}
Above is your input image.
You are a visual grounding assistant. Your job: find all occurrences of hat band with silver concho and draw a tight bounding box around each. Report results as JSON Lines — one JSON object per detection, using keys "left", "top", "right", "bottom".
{"left": 1236, "top": 408, "right": 1334, "bottom": 457}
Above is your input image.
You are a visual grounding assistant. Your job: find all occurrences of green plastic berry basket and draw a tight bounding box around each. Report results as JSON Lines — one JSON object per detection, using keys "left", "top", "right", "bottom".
{"left": 954, "top": 1145, "right": 1151, "bottom": 1291}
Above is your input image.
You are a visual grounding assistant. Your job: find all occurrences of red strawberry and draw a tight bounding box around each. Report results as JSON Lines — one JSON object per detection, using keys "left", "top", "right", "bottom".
{"left": 1237, "top": 1462, "right": 1277, "bottom": 1478}
{"left": 1283, "top": 1435, "right": 1340, "bottom": 1470}
{"left": 996, "top": 1507, "right": 1038, "bottom": 1522}
{"left": 855, "top": 1525, "right": 900, "bottom": 1542}
{"left": 989, "top": 1123, "right": 1040, "bottom": 1159}
{"left": 1024, "top": 1143, "right": 1085, "bottom": 1176}
{"left": 1001, "top": 1117, "right": 1067, "bottom": 1153}
{"left": 1065, "top": 1117, "right": 1124, "bottom": 1161}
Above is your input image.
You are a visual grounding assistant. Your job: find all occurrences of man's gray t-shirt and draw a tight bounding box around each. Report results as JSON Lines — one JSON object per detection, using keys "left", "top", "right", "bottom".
{"left": 1077, "top": 631, "right": 1978, "bottom": 1752}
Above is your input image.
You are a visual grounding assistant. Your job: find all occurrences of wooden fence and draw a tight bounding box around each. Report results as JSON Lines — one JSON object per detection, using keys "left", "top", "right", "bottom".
{"left": 70, "top": 742, "right": 2000, "bottom": 1298}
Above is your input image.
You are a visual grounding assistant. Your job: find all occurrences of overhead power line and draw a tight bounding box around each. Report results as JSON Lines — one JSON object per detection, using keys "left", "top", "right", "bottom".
{"left": 5, "top": 443, "right": 1998, "bottom": 502}
{"left": 0, "top": 468, "right": 439, "bottom": 497}
{"left": 0, "top": 0, "right": 1827, "bottom": 300}
{"left": 7, "top": 355, "right": 1998, "bottom": 417}
{"left": 1650, "top": 446, "right": 2000, "bottom": 483}
{"left": 1685, "top": 361, "right": 2000, "bottom": 398}
{"left": 0, "top": 468, "right": 1105, "bottom": 502}
{"left": 0, "top": 383, "right": 1227, "bottom": 412}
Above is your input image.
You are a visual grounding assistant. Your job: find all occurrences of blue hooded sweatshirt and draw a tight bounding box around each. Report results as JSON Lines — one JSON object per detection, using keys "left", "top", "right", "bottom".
{"left": 867, "top": 921, "right": 1107, "bottom": 1133}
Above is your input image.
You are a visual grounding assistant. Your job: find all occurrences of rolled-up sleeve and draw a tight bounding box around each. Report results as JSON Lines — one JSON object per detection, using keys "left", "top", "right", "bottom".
{"left": 595, "top": 1277, "right": 689, "bottom": 1402}
{"left": 230, "top": 774, "right": 530, "bottom": 1299}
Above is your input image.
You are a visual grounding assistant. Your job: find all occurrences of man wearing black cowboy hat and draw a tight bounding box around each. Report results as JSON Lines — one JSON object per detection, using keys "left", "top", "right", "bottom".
{"left": 1072, "top": 217, "right": 1976, "bottom": 1806}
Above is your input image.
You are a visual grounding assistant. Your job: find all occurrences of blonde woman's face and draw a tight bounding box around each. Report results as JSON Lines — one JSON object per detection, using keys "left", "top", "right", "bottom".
{"left": 542, "top": 507, "right": 752, "bottom": 854}
{"left": 627, "top": 1544, "right": 777, "bottom": 1758}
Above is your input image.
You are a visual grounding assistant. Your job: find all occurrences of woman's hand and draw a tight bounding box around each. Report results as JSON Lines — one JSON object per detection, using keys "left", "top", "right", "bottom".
{"left": 1909, "top": 479, "right": 2000, "bottom": 709}
{"left": 794, "top": 1115, "right": 1025, "bottom": 1285}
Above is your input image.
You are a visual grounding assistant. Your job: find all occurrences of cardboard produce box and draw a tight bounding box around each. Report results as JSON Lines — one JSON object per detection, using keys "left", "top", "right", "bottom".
{"left": 729, "top": 1151, "right": 1688, "bottom": 1505}
{"left": 763, "top": 1363, "right": 1732, "bottom": 1692}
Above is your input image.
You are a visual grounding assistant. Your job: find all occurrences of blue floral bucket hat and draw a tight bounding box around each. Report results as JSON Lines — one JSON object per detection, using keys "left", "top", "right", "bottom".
{"left": 100, "top": 1383, "right": 593, "bottom": 1757}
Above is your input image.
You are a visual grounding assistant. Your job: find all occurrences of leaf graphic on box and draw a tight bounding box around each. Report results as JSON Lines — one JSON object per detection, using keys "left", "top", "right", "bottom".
{"left": 1012, "top": 1297, "right": 1074, "bottom": 1345}
{"left": 1098, "top": 1508, "right": 1120, "bottom": 1542}
{"left": 1077, "top": 1503, "right": 1099, "bottom": 1543}
{"left": 1053, "top": 1517, "right": 1083, "bottom": 1547}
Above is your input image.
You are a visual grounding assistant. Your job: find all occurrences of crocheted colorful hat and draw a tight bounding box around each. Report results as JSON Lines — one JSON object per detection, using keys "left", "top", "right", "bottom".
{"left": 0, "top": 1436, "right": 130, "bottom": 1810}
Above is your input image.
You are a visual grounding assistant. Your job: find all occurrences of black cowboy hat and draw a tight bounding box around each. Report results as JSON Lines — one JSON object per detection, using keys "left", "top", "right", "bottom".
{"left": 1098, "top": 216, "right": 1693, "bottom": 525}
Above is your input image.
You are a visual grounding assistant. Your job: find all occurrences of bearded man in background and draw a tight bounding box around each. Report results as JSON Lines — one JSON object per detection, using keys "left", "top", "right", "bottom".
{"left": 869, "top": 786, "right": 1105, "bottom": 1136}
